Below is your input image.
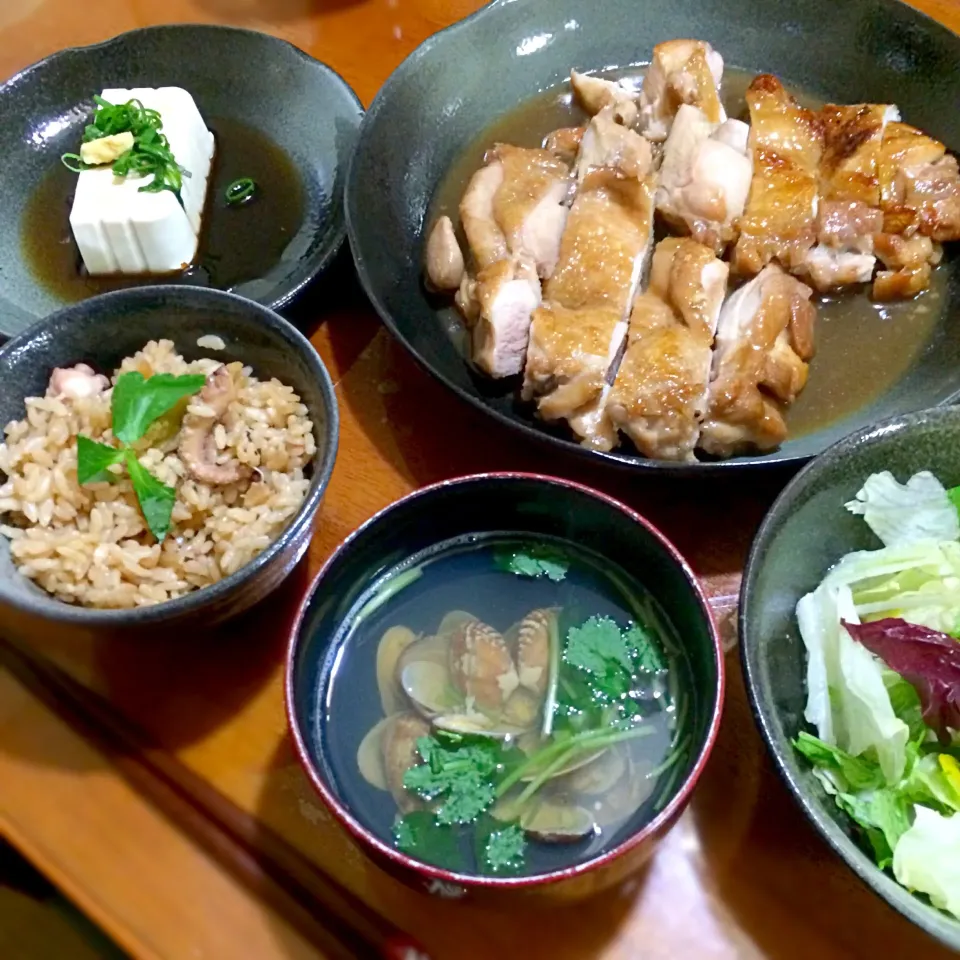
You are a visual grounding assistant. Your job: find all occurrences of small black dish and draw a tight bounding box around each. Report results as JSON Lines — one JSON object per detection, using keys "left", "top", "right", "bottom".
{"left": 0, "top": 285, "right": 338, "bottom": 642}
{"left": 740, "top": 406, "right": 960, "bottom": 948}
{"left": 0, "top": 24, "right": 363, "bottom": 334}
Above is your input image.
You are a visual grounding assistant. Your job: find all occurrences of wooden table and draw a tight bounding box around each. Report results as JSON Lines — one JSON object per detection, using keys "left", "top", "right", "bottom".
{"left": 1, "top": 1, "right": 959, "bottom": 957}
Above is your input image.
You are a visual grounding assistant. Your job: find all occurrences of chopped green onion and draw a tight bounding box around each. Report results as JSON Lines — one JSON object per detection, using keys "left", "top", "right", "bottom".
{"left": 60, "top": 153, "right": 86, "bottom": 173}
{"left": 60, "top": 95, "right": 186, "bottom": 203}
{"left": 225, "top": 177, "right": 257, "bottom": 205}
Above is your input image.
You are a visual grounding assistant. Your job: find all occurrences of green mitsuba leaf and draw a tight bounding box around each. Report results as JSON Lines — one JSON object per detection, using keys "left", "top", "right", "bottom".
{"left": 76, "top": 435, "right": 125, "bottom": 485}
{"left": 111, "top": 371, "right": 206, "bottom": 445}
{"left": 124, "top": 449, "right": 176, "bottom": 542}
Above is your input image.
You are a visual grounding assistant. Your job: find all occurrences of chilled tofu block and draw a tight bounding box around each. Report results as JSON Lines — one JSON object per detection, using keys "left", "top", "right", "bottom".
{"left": 69, "top": 87, "right": 215, "bottom": 275}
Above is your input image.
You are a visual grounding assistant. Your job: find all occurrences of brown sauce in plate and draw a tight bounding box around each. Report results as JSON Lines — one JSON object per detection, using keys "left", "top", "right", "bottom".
{"left": 429, "top": 68, "right": 943, "bottom": 441}
{"left": 21, "top": 117, "right": 304, "bottom": 299}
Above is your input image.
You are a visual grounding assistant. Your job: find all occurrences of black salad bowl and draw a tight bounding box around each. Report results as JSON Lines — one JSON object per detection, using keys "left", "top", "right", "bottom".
{"left": 740, "top": 406, "right": 960, "bottom": 949}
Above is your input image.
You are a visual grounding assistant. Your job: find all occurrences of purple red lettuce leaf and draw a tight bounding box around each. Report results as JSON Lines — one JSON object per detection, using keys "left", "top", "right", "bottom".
{"left": 842, "top": 618, "right": 960, "bottom": 739}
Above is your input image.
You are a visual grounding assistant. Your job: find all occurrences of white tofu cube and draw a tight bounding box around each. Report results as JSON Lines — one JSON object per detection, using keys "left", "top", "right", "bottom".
{"left": 69, "top": 87, "right": 215, "bottom": 275}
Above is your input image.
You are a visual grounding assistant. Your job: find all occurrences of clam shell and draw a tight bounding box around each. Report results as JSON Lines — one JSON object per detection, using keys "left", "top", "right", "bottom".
{"left": 381, "top": 712, "right": 432, "bottom": 812}
{"left": 564, "top": 747, "right": 627, "bottom": 796}
{"left": 397, "top": 632, "right": 450, "bottom": 671}
{"left": 521, "top": 801, "right": 596, "bottom": 843}
{"left": 501, "top": 687, "right": 540, "bottom": 729}
{"left": 437, "top": 610, "right": 478, "bottom": 639}
{"left": 448, "top": 618, "right": 520, "bottom": 712}
{"left": 400, "top": 660, "right": 461, "bottom": 717}
{"left": 512, "top": 608, "right": 557, "bottom": 698}
{"left": 490, "top": 791, "right": 530, "bottom": 823}
{"left": 357, "top": 717, "right": 391, "bottom": 790}
{"left": 376, "top": 625, "right": 417, "bottom": 716}
{"left": 589, "top": 757, "right": 656, "bottom": 828}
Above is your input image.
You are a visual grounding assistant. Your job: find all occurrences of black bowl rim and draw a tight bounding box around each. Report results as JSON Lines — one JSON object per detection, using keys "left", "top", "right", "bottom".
{"left": 739, "top": 404, "right": 960, "bottom": 948}
{"left": 344, "top": 0, "right": 960, "bottom": 478}
{"left": 0, "top": 284, "right": 339, "bottom": 626}
{"left": 1, "top": 22, "right": 365, "bottom": 314}
{"left": 284, "top": 471, "right": 726, "bottom": 889}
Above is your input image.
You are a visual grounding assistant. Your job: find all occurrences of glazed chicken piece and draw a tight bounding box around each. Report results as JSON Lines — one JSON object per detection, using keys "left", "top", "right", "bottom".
{"left": 425, "top": 215, "right": 465, "bottom": 292}
{"left": 798, "top": 103, "right": 893, "bottom": 292}
{"left": 543, "top": 126, "right": 585, "bottom": 164}
{"left": 638, "top": 39, "right": 726, "bottom": 142}
{"left": 456, "top": 257, "right": 542, "bottom": 378}
{"left": 459, "top": 143, "right": 572, "bottom": 278}
{"left": 576, "top": 105, "right": 654, "bottom": 182}
{"left": 734, "top": 75, "right": 823, "bottom": 276}
{"left": 873, "top": 120, "right": 960, "bottom": 298}
{"left": 699, "top": 264, "right": 817, "bottom": 457}
{"left": 656, "top": 105, "right": 752, "bottom": 253}
{"left": 523, "top": 119, "right": 656, "bottom": 451}
{"left": 606, "top": 238, "right": 729, "bottom": 461}
{"left": 452, "top": 143, "right": 573, "bottom": 378}
{"left": 570, "top": 70, "right": 639, "bottom": 127}
{"left": 878, "top": 122, "right": 960, "bottom": 240}
{"left": 872, "top": 232, "right": 942, "bottom": 301}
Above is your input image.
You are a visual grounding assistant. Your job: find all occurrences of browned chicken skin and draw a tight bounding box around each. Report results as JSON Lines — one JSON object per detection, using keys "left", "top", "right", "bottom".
{"left": 524, "top": 112, "right": 656, "bottom": 451}
{"left": 570, "top": 70, "right": 638, "bottom": 127}
{"left": 700, "top": 265, "right": 817, "bottom": 457}
{"left": 871, "top": 120, "right": 959, "bottom": 296}
{"left": 606, "top": 238, "right": 729, "bottom": 461}
{"left": 797, "top": 103, "right": 891, "bottom": 292}
{"left": 734, "top": 75, "right": 822, "bottom": 277}
{"left": 656, "top": 106, "right": 752, "bottom": 253}
{"left": 454, "top": 143, "right": 573, "bottom": 378}
{"left": 543, "top": 126, "right": 585, "bottom": 164}
{"left": 639, "top": 39, "right": 726, "bottom": 141}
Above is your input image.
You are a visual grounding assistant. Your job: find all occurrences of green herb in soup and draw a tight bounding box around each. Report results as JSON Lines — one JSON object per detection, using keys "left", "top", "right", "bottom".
{"left": 494, "top": 543, "right": 569, "bottom": 582}
{"left": 328, "top": 535, "right": 692, "bottom": 878}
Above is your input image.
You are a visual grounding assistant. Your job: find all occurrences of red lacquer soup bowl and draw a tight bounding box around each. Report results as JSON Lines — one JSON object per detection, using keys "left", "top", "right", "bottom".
{"left": 285, "top": 473, "right": 724, "bottom": 902}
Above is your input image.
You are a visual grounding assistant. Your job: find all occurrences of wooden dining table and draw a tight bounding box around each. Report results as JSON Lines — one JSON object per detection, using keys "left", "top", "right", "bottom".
{"left": 2, "top": 0, "right": 960, "bottom": 957}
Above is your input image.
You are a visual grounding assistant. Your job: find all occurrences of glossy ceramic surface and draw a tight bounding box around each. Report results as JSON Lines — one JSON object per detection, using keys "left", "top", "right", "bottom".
{"left": 741, "top": 406, "right": 960, "bottom": 949}
{"left": 286, "top": 473, "right": 724, "bottom": 901}
{"left": 0, "top": 24, "right": 363, "bottom": 334}
{"left": 347, "top": 0, "right": 960, "bottom": 474}
{"left": 0, "top": 286, "right": 338, "bottom": 642}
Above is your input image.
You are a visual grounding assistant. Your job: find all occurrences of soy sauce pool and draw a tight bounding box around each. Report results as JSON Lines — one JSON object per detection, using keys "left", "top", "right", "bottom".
{"left": 21, "top": 118, "right": 304, "bottom": 301}
{"left": 320, "top": 532, "right": 693, "bottom": 879}
{"left": 428, "top": 68, "right": 944, "bottom": 443}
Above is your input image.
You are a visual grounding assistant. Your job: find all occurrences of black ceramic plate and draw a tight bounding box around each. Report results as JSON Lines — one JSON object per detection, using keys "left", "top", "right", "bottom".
{"left": 740, "top": 406, "right": 960, "bottom": 948}
{"left": 346, "top": 0, "right": 960, "bottom": 474}
{"left": 0, "top": 25, "right": 363, "bottom": 334}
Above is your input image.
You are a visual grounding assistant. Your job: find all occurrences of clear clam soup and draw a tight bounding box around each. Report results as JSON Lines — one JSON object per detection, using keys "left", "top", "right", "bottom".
{"left": 321, "top": 531, "right": 694, "bottom": 878}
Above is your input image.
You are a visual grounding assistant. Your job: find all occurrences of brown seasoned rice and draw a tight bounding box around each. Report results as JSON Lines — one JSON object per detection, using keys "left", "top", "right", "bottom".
{"left": 0, "top": 339, "right": 316, "bottom": 609}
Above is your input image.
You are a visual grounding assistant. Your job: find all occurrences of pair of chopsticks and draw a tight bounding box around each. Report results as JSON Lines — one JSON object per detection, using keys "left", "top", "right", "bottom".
{"left": 0, "top": 641, "right": 433, "bottom": 960}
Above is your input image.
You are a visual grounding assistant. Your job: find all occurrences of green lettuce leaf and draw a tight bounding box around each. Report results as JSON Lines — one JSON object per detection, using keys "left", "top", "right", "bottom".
{"left": 837, "top": 787, "right": 913, "bottom": 870}
{"left": 845, "top": 471, "right": 959, "bottom": 547}
{"left": 893, "top": 806, "right": 960, "bottom": 919}
{"left": 794, "top": 731, "right": 885, "bottom": 791}
{"left": 797, "top": 582, "right": 909, "bottom": 783}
